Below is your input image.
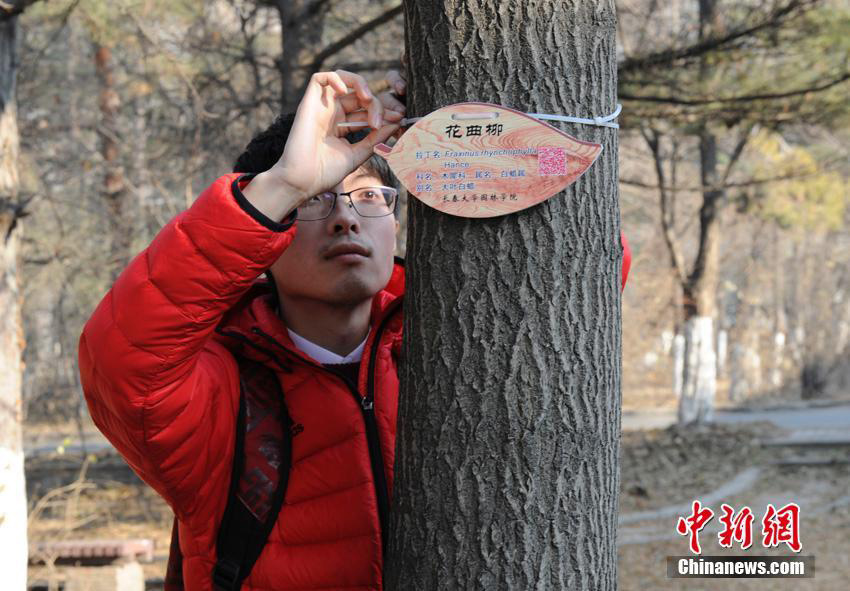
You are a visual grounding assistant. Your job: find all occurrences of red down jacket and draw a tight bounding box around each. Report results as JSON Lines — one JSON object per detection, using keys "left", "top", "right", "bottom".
{"left": 79, "top": 173, "right": 631, "bottom": 591}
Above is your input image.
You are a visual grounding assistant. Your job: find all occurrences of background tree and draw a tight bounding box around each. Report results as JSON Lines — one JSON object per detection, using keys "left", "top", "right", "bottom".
{"left": 266, "top": 0, "right": 403, "bottom": 110}
{"left": 14, "top": 0, "right": 408, "bottom": 424}
{"left": 617, "top": 0, "right": 850, "bottom": 423}
{"left": 385, "top": 1, "right": 623, "bottom": 589}
{"left": 1, "top": 2, "right": 44, "bottom": 587}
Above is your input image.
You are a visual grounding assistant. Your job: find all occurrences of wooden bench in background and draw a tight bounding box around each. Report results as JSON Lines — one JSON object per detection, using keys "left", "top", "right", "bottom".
{"left": 29, "top": 539, "right": 154, "bottom": 591}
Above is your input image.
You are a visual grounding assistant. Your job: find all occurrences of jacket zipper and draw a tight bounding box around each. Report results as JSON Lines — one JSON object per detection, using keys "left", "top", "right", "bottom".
{"left": 245, "top": 298, "right": 402, "bottom": 553}
{"left": 360, "top": 299, "right": 403, "bottom": 554}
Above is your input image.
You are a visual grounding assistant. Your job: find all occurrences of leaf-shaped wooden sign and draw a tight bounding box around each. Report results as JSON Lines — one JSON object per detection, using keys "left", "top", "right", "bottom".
{"left": 373, "top": 102, "right": 603, "bottom": 218}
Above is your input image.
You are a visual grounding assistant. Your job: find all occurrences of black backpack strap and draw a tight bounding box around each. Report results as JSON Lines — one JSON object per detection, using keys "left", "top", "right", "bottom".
{"left": 163, "top": 516, "right": 184, "bottom": 591}
{"left": 211, "top": 390, "right": 248, "bottom": 590}
{"left": 213, "top": 356, "right": 292, "bottom": 591}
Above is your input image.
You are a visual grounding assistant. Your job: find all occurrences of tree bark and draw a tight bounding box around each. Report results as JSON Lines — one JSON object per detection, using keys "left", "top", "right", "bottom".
{"left": 0, "top": 13, "right": 29, "bottom": 590}
{"left": 676, "top": 126, "right": 721, "bottom": 424}
{"left": 676, "top": 0, "right": 723, "bottom": 425}
{"left": 770, "top": 224, "right": 787, "bottom": 388}
{"left": 94, "top": 43, "right": 130, "bottom": 276}
{"left": 275, "top": 1, "right": 314, "bottom": 111}
{"left": 385, "top": 1, "right": 621, "bottom": 589}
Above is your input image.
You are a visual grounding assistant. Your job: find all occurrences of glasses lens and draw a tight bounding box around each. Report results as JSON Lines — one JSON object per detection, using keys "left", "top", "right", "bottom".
{"left": 350, "top": 187, "right": 397, "bottom": 217}
{"left": 297, "top": 192, "right": 335, "bottom": 221}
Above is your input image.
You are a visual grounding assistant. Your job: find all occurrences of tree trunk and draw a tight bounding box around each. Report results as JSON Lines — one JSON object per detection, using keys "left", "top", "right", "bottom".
{"left": 275, "top": 2, "right": 403, "bottom": 112}
{"left": 275, "top": 1, "right": 313, "bottom": 111}
{"left": 385, "top": 2, "right": 621, "bottom": 589}
{"left": 677, "top": 316, "right": 717, "bottom": 423}
{"left": 94, "top": 44, "right": 130, "bottom": 276}
{"left": 0, "top": 13, "right": 29, "bottom": 590}
{"left": 676, "top": 0, "right": 722, "bottom": 425}
{"left": 676, "top": 131, "right": 721, "bottom": 424}
{"left": 770, "top": 225, "right": 787, "bottom": 388}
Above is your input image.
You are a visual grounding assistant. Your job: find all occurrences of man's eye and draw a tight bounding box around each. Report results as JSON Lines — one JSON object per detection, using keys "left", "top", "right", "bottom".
{"left": 361, "top": 190, "right": 379, "bottom": 199}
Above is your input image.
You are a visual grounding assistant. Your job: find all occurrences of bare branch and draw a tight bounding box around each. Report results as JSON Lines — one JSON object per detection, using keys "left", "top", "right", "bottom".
{"left": 620, "top": 154, "right": 846, "bottom": 193}
{"left": 620, "top": 71, "right": 850, "bottom": 106}
{"left": 619, "top": 0, "right": 820, "bottom": 75}
{"left": 642, "top": 127, "right": 687, "bottom": 286}
{"left": 721, "top": 124, "right": 755, "bottom": 185}
{"left": 318, "top": 59, "right": 402, "bottom": 73}
{"left": 124, "top": 9, "right": 219, "bottom": 120}
{"left": 306, "top": 4, "right": 403, "bottom": 74}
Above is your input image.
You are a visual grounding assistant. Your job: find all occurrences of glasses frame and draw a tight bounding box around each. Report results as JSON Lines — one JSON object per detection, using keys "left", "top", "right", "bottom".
{"left": 296, "top": 185, "right": 399, "bottom": 221}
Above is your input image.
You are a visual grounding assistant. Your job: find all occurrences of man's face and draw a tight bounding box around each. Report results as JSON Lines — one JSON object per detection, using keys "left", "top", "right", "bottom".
{"left": 269, "top": 167, "right": 399, "bottom": 306}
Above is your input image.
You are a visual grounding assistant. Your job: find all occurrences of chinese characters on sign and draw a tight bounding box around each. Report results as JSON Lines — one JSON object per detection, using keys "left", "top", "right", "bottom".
{"left": 372, "top": 102, "right": 603, "bottom": 218}
{"left": 444, "top": 123, "right": 504, "bottom": 138}
{"left": 439, "top": 193, "right": 518, "bottom": 204}
{"left": 413, "top": 165, "right": 528, "bottom": 194}
{"left": 676, "top": 501, "right": 802, "bottom": 554}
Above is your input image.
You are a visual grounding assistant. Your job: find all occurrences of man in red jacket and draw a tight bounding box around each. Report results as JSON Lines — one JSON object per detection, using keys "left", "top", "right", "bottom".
{"left": 80, "top": 69, "right": 631, "bottom": 591}
{"left": 80, "top": 70, "right": 408, "bottom": 591}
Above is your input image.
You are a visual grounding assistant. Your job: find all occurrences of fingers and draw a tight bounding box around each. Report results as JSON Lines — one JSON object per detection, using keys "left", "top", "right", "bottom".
{"left": 385, "top": 69, "right": 407, "bottom": 96}
{"left": 298, "top": 70, "right": 395, "bottom": 139}
{"left": 342, "top": 97, "right": 402, "bottom": 127}
{"left": 331, "top": 69, "right": 384, "bottom": 129}
{"left": 338, "top": 92, "right": 365, "bottom": 112}
{"left": 297, "top": 71, "right": 351, "bottom": 133}
{"left": 346, "top": 109, "right": 403, "bottom": 126}
{"left": 307, "top": 71, "right": 349, "bottom": 99}
{"left": 383, "top": 109, "right": 404, "bottom": 123}
{"left": 310, "top": 70, "right": 372, "bottom": 103}
{"left": 349, "top": 123, "right": 401, "bottom": 165}
{"left": 306, "top": 70, "right": 383, "bottom": 126}
{"left": 378, "top": 90, "right": 406, "bottom": 116}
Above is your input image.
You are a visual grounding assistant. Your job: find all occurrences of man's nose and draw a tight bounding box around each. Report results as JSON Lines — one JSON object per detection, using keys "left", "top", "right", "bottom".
{"left": 328, "top": 196, "right": 360, "bottom": 233}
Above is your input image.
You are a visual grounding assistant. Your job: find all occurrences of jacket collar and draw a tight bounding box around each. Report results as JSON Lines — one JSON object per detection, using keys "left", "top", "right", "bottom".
{"left": 214, "top": 258, "right": 404, "bottom": 367}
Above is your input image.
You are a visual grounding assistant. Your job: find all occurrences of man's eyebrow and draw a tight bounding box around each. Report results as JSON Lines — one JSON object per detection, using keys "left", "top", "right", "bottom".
{"left": 350, "top": 170, "right": 381, "bottom": 182}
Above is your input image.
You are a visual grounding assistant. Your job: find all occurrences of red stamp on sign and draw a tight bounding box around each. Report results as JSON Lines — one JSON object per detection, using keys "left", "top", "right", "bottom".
{"left": 538, "top": 146, "right": 567, "bottom": 176}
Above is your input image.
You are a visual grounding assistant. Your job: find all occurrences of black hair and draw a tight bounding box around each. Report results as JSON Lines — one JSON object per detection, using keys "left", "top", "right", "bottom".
{"left": 233, "top": 113, "right": 399, "bottom": 216}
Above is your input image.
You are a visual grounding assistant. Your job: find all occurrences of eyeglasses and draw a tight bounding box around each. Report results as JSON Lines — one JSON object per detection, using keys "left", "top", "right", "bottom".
{"left": 296, "top": 186, "right": 398, "bottom": 221}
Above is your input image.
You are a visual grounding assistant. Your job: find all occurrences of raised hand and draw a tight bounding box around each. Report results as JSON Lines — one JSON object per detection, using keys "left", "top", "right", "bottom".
{"left": 241, "top": 70, "right": 401, "bottom": 222}
{"left": 273, "top": 70, "right": 402, "bottom": 200}
{"left": 378, "top": 59, "right": 408, "bottom": 141}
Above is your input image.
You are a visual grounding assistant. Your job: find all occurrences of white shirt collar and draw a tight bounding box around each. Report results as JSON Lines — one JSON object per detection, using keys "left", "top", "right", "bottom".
{"left": 286, "top": 328, "right": 368, "bottom": 364}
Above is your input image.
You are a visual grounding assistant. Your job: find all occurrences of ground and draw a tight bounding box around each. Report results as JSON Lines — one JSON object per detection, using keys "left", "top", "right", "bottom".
{"left": 24, "top": 420, "right": 850, "bottom": 589}
{"left": 618, "top": 422, "right": 850, "bottom": 590}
